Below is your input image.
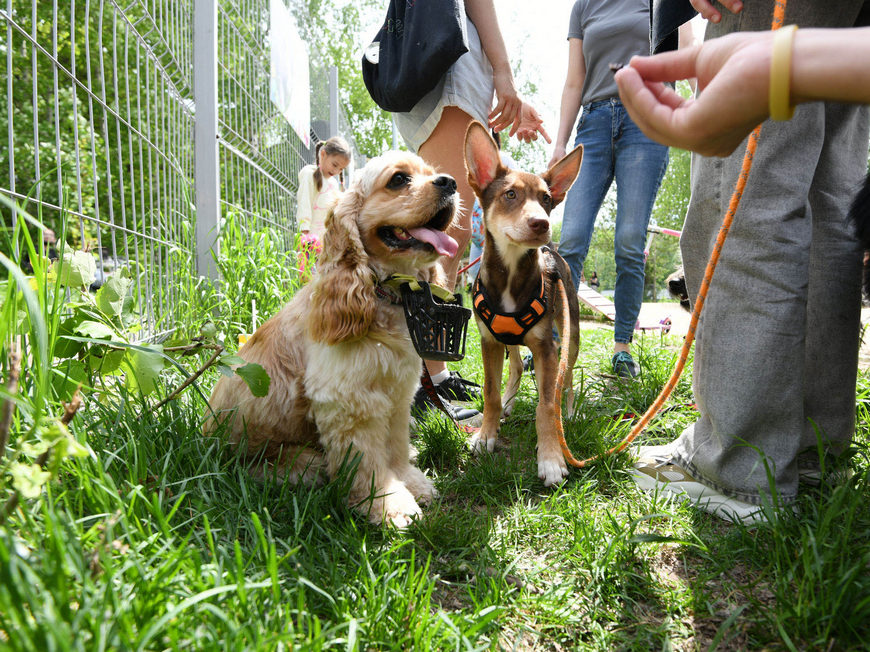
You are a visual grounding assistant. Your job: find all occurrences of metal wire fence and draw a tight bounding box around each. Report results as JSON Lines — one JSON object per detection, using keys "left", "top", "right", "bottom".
{"left": 0, "top": 0, "right": 360, "bottom": 339}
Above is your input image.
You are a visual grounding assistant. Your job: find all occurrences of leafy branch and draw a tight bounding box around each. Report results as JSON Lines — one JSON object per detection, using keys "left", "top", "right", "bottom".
{"left": 0, "top": 388, "right": 82, "bottom": 525}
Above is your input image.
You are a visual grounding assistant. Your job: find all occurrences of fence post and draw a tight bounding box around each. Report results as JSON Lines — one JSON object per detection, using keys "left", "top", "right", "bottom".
{"left": 193, "top": 0, "right": 220, "bottom": 280}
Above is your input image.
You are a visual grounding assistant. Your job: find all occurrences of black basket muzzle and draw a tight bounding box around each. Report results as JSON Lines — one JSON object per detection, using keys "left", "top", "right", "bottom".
{"left": 400, "top": 281, "right": 470, "bottom": 362}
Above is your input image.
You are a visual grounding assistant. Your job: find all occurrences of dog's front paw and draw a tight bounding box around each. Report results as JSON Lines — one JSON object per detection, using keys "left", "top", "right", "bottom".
{"left": 400, "top": 465, "right": 437, "bottom": 504}
{"left": 373, "top": 479, "right": 423, "bottom": 529}
{"left": 538, "top": 457, "right": 569, "bottom": 487}
{"left": 469, "top": 429, "right": 497, "bottom": 455}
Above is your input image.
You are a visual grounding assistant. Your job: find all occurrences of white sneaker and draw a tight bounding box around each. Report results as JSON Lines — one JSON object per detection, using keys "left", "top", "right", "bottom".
{"left": 798, "top": 463, "right": 853, "bottom": 487}
{"left": 630, "top": 442, "right": 769, "bottom": 525}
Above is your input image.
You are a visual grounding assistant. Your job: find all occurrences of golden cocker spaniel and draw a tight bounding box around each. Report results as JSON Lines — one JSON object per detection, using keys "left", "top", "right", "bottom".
{"left": 205, "top": 151, "right": 459, "bottom": 527}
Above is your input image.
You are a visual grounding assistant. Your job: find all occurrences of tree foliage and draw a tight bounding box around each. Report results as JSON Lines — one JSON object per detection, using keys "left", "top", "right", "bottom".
{"left": 291, "top": 0, "right": 393, "bottom": 158}
{"left": 0, "top": 0, "right": 195, "bottom": 255}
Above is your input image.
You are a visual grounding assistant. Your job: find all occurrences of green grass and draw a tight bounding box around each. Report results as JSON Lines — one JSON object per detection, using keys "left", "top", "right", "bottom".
{"left": 2, "top": 226, "right": 870, "bottom": 649}
{"left": 2, "top": 325, "right": 869, "bottom": 650}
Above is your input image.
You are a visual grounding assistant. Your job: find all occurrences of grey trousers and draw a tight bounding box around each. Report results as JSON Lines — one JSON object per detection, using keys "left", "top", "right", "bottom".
{"left": 672, "top": 0, "right": 870, "bottom": 505}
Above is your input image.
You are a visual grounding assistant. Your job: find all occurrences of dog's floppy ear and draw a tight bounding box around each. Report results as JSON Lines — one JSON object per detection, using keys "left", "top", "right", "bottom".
{"left": 543, "top": 144, "right": 583, "bottom": 206}
{"left": 307, "top": 188, "right": 377, "bottom": 344}
{"left": 464, "top": 121, "right": 503, "bottom": 196}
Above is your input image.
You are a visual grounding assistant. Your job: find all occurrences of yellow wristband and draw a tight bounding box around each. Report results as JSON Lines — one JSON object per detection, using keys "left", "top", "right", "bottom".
{"left": 769, "top": 24, "right": 798, "bottom": 121}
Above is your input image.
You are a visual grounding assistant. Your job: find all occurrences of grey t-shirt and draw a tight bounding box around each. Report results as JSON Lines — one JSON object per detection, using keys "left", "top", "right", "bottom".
{"left": 568, "top": 0, "right": 651, "bottom": 104}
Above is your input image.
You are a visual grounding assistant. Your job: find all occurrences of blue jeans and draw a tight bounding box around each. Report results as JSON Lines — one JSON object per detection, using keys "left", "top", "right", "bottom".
{"left": 559, "top": 99, "right": 669, "bottom": 343}
{"left": 467, "top": 241, "right": 482, "bottom": 281}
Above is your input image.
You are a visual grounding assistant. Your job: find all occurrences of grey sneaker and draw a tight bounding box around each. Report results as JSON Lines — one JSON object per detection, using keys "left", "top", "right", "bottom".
{"left": 612, "top": 351, "right": 640, "bottom": 378}
{"left": 798, "top": 465, "right": 854, "bottom": 487}
{"left": 630, "top": 442, "right": 769, "bottom": 525}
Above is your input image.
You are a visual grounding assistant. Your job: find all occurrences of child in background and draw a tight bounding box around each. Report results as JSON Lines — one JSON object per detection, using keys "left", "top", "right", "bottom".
{"left": 296, "top": 136, "right": 351, "bottom": 276}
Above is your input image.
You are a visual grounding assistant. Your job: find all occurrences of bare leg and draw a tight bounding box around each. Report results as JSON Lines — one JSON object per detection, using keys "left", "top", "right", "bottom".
{"left": 417, "top": 106, "right": 477, "bottom": 377}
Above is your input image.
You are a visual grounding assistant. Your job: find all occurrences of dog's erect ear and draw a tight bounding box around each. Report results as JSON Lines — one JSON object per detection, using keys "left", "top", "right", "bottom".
{"left": 464, "top": 121, "right": 503, "bottom": 196}
{"left": 307, "top": 188, "right": 377, "bottom": 344}
{"left": 543, "top": 144, "right": 583, "bottom": 206}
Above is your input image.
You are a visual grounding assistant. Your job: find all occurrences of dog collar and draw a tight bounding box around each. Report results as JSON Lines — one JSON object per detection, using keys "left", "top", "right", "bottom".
{"left": 472, "top": 272, "right": 547, "bottom": 346}
{"left": 374, "top": 282, "right": 403, "bottom": 304}
{"left": 375, "top": 274, "right": 456, "bottom": 305}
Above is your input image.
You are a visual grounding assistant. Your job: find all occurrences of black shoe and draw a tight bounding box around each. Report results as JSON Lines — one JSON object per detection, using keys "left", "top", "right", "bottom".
{"left": 413, "top": 386, "right": 482, "bottom": 426}
{"left": 434, "top": 371, "right": 481, "bottom": 403}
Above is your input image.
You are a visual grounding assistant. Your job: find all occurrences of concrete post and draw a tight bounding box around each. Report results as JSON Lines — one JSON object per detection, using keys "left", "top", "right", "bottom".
{"left": 193, "top": 0, "right": 220, "bottom": 279}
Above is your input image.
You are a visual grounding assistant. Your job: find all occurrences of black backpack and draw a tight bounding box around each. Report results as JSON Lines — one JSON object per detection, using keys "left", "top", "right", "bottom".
{"left": 362, "top": 0, "right": 469, "bottom": 113}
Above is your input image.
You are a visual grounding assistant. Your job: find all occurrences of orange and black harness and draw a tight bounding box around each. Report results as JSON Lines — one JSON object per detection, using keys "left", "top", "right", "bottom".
{"left": 472, "top": 248, "right": 557, "bottom": 346}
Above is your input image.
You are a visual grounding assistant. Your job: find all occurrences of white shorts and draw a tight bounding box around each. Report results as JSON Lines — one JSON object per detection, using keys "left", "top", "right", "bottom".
{"left": 394, "top": 18, "right": 494, "bottom": 153}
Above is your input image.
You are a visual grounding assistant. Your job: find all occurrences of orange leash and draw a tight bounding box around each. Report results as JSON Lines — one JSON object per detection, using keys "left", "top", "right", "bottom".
{"left": 553, "top": 277, "right": 586, "bottom": 467}
{"left": 555, "top": 0, "right": 789, "bottom": 468}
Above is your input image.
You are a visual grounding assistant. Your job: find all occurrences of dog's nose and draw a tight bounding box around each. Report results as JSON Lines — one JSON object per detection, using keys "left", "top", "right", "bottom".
{"left": 433, "top": 175, "right": 457, "bottom": 194}
{"left": 528, "top": 217, "right": 549, "bottom": 235}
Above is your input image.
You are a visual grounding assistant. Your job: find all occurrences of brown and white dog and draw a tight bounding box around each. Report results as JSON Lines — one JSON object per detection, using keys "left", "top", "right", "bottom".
{"left": 205, "top": 151, "right": 459, "bottom": 527}
{"left": 464, "top": 122, "right": 584, "bottom": 486}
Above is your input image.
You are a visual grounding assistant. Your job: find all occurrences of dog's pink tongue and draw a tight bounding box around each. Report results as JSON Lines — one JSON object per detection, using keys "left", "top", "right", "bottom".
{"left": 407, "top": 227, "right": 459, "bottom": 258}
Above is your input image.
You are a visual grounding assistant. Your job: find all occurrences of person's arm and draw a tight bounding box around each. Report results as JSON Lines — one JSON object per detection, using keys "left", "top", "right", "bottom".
{"left": 465, "top": 0, "right": 550, "bottom": 143}
{"left": 465, "top": 0, "right": 519, "bottom": 129}
{"left": 296, "top": 167, "right": 315, "bottom": 233}
{"left": 791, "top": 29, "right": 870, "bottom": 105}
{"left": 614, "top": 27, "right": 870, "bottom": 157}
{"left": 549, "top": 38, "right": 585, "bottom": 168}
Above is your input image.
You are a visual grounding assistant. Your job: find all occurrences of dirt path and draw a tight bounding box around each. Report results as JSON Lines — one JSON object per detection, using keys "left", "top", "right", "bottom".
{"left": 579, "top": 302, "right": 691, "bottom": 337}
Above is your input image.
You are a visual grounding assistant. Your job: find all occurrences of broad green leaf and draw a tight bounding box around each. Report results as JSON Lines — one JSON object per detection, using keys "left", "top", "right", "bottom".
{"left": 88, "top": 347, "right": 126, "bottom": 375}
{"left": 216, "top": 364, "right": 235, "bottom": 378}
{"left": 123, "top": 344, "right": 165, "bottom": 396}
{"left": 55, "top": 319, "right": 87, "bottom": 359}
{"left": 48, "top": 250, "right": 96, "bottom": 288}
{"left": 234, "top": 362, "right": 270, "bottom": 397}
{"left": 95, "top": 273, "right": 133, "bottom": 318}
{"left": 51, "top": 359, "right": 88, "bottom": 402}
{"left": 41, "top": 421, "right": 90, "bottom": 462}
{"left": 74, "top": 320, "right": 116, "bottom": 340}
{"left": 219, "top": 354, "right": 246, "bottom": 366}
